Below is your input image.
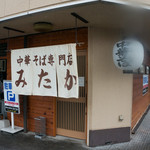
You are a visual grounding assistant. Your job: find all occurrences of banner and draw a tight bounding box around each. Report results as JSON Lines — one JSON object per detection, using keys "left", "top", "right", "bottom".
{"left": 31, "top": 46, "right": 57, "bottom": 97}
{"left": 11, "top": 49, "right": 32, "bottom": 95}
{"left": 56, "top": 44, "right": 78, "bottom": 98}
{"left": 11, "top": 44, "right": 78, "bottom": 98}
{"left": 3, "top": 80, "right": 20, "bottom": 114}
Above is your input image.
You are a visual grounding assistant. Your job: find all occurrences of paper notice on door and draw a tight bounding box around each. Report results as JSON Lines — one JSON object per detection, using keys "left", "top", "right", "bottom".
{"left": 79, "top": 77, "right": 85, "bottom": 87}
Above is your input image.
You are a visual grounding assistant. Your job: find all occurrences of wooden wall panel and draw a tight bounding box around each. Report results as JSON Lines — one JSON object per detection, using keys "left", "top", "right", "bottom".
{"left": 132, "top": 51, "right": 150, "bottom": 129}
{"left": 27, "top": 96, "right": 56, "bottom": 136}
{"left": 0, "top": 28, "right": 88, "bottom": 136}
{"left": 27, "top": 28, "right": 88, "bottom": 51}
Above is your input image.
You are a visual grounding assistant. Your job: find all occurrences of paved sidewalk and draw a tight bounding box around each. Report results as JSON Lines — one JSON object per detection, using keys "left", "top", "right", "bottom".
{"left": 92, "top": 110, "right": 150, "bottom": 150}
{"left": 0, "top": 111, "right": 150, "bottom": 150}
{"left": 0, "top": 132, "right": 86, "bottom": 150}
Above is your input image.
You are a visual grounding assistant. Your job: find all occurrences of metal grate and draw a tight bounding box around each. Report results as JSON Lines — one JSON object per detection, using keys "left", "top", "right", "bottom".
{"left": 34, "top": 116, "right": 46, "bottom": 138}
{"left": 57, "top": 100, "right": 86, "bottom": 132}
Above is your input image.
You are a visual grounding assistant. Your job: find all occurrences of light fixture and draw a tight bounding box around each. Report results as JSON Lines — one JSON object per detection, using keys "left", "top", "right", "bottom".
{"left": 33, "top": 22, "right": 53, "bottom": 33}
{"left": 113, "top": 39, "right": 144, "bottom": 71}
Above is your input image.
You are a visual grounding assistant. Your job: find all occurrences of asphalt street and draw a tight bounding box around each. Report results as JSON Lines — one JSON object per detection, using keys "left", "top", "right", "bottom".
{"left": 0, "top": 111, "right": 150, "bottom": 150}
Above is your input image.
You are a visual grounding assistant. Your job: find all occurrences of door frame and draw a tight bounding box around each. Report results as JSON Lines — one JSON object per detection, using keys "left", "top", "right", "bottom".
{"left": 56, "top": 49, "right": 88, "bottom": 140}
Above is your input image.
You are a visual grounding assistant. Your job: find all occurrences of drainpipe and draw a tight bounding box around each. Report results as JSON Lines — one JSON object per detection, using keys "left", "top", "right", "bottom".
{"left": 23, "top": 36, "right": 28, "bottom": 133}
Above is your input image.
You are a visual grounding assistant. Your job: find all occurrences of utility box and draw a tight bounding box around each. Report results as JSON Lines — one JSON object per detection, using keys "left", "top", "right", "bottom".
{"left": 34, "top": 116, "right": 46, "bottom": 139}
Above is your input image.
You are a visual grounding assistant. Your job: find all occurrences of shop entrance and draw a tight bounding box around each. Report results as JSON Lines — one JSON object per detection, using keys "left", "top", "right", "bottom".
{"left": 56, "top": 50, "right": 87, "bottom": 140}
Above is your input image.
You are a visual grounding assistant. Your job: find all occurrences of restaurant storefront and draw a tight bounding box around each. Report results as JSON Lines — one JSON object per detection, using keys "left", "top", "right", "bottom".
{"left": 0, "top": 0, "right": 150, "bottom": 147}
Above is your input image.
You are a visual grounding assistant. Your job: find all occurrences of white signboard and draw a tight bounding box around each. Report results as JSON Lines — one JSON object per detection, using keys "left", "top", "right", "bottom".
{"left": 3, "top": 80, "right": 20, "bottom": 114}
{"left": 11, "top": 44, "right": 78, "bottom": 98}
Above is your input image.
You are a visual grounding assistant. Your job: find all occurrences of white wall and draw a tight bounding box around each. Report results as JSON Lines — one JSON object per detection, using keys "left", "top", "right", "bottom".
{"left": 0, "top": 0, "right": 82, "bottom": 19}
{"left": 87, "top": 26, "right": 133, "bottom": 145}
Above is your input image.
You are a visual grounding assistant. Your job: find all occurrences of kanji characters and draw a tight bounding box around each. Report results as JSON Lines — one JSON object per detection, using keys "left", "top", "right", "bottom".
{"left": 64, "top": 69, "right": 77, "bottom": 90}
{"left": 67, "top": 53, "right": 73, "bottom": 65}
{"left": 15, "top": 69, "right": 27, "bottom": 87}
{"left": 59, "top": 54, "right": 73, "bottom": 66}
{"left": 15, "top": 52, "right": 77, "bottom": 94}
{"left": 24, "top": 55, "right": 31, "bottom": 66}
{"left": 38, "top": 69, "right": 51, "bottom": 89}
{"left": 59, "top": 54, "right": 66, "bottom": 66}
{"left": 115, "top": 41, "right": 130, "bottom": 67}
{"left": 17, "top": 53, "right": 73, "bottom": 66}
{"left": 17, "top": 56, "right": 23, "bottom": 66}
{"left": 48, "top": 54, "right": 54, "bottom": 66}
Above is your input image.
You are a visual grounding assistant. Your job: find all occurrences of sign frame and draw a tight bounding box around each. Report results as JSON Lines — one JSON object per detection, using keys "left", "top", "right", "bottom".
{"left": 3, "top": 80, "right": 20, "bottom": 114}
{"left": 143, "top": 75, "right": 149, "bottom": 96}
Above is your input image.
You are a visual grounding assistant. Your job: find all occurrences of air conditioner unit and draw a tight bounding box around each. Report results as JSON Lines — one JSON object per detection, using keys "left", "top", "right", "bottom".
{"left": 0, "top": 60, "right": 6, "bottom": 72}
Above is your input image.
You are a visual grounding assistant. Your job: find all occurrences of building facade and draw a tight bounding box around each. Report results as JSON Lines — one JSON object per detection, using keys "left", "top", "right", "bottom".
{"left": 0, "top": 0, "right": 150, "bottom": 147}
